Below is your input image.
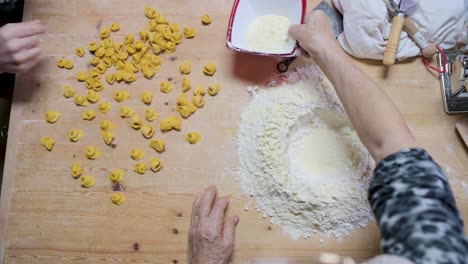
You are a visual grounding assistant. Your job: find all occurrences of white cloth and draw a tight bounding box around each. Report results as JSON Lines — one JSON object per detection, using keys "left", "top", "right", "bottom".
{"left": 331, "top": 0, "right": 467, "bottom": 60}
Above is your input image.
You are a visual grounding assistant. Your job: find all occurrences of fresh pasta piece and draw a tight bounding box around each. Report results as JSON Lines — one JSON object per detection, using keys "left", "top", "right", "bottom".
{"left": 85, "top": 146, "right": 101, "bottom": 160}
{"left": 76, "top": 47, "right": 85, "bottom": 57}
{"left": 120, "top": 106, "right": 135, "bottom": 118}
{"left": 101, "top": 130, "right": 114, "bottom": 145}
{"left": 57, "top": 58, "right": 66, "bottom": 68}
{"left": 63, "top": 86, "right": 75, "bottom": 98}
{"left": 160, "top": 81, "right": 173, "bottom": 93}
{"left": 69, "top": 129, "right": 84, "bottom": 142}
{"left": 71, "top": 163, "right": 84, "bottom": 178}
{"left": 102, "top": 37, "right": 114, "bottom": 48}
{"left": 184, "top": 27, "right": 197, "bottom": 38}
{"left": 179, "top": 61, "right": 191, "bottom": 75}
{"left": 110, "top": 23, "right": 120, "bottom": 32}
{"left": 140, "top": 124, "right": 155, "bottom": 139}
{"left": 111, "top": 193, "right": 126, "bottom": 205}
{"left": 187, "top": 102, "right": 198, "bottom": 113}
{"left": 145, "top": 108, "right": 159, "bottom": 122}
{"left": 176, "top": 105, "right": 192, "bottom": 119}
{"left": 105, "top": 48, "right": 115, "bottom": 57}
{"left": 160, "top": 116, "right": 182, "bottom": 131}
{"left": 124, "top": 34, "right": 135, "bottom": 45}
{"left": 208, "top": 83, "right": 221, "bottom": 96}
{"left": 114, "top": 90, "right": 130, "bottom": 102}
{"left": 45, "top": 111, "right": 60, "bottom": 123}
{"left": 149, "top": 139, "right": 165, "bottom": 153}
{"left": 140, "top": 91, "right": 153, "bottom": 105}
{"left": 170, "top": 23, "right": 180, "bottom": 32}
{"left": 144, "top": 7, "right": 157, "bottom": 19}
{"left": 126, "top": 44, "right": 137, "bottom": 54}
{"left": 171, "top": 32, "right": 183, "bottom": 44}
{"left": 109, "top": 169, "right": 125, "bottom": 183}
{"left": 177, "top": 93, "right": 189, "bottom": 106}
{"left": 203, "top": 63, "right": 217, "bottom": 76}
{"left": 77, "top": 71, "right": 87, "bottom": 81}
{"left": 98, "top": 102, "right": 112, "bottom": 113}
{"left": 123, "top": 71, "right": 136, "bottom": 83}
{"left": 185, "top": 132, "right": 201, "bottom": 144}
{"left": 74, "top": 94, "right": 88, "bottom": 106}
{"left": 106, "top": 73, "right": 116, "bottom": 84}
{"left": 141, "top": 66, "right": 156, "bottom": 79}
{"left": 90, "top": 57, "right": 100, "bottom": 66}
{"left": 41, "top": 137, "right": 55, "bottom": 151}
{"left": 64, "top": 60, "right": 74, "bottom": 69}
{"left": 100, "top": 119, "right": 114, "bottom": 131}
{"left": 100, "top": 28, "right": 111, "bottom": 39}
{"left": 130, "top": 148, "right": 145, "bottom": 160}
{"left": 82, "top": 109, "right": 96, "bottom": 121}
{"left": 80, "top": 175, "right": 96, "bottom": 188}
{"left": 134, "top": 163, "right": 147, "bottom": 175}
{"left": 149, "top": 158, "right": 163, "bottom": 172}
{"left": 131, "top": 115, "right": 143, "bottom": 129}
{"left": 182, "top": 77, "right": 191, "bottom": 92}
{"left": 95, "top": 47, "right": 106, "bottom": 57}
{"left": 201, "top": 14, "right": 212, "bottom": 25}
{"left": 89, "top": 70, "right": 101, "bottom": 80}
{"left": 192, "top": 95, "right": 205, "bottom": 108}
{"left": 89, "top": 42, "right": 99, "bottom": 52}
{"left": 165, "top": 41, "right": 176, "bottom": 53}
{"left": 134, "top": 40, "right": 145, "bottom": 50}
{"left": 139, "top": 31, "right": 148, "bottom": 41}
{"left": 193, "top": 85, "right": 206, "bottom": 96}
{"left": 87, "top": 90, "right": 101, "bottom": 103}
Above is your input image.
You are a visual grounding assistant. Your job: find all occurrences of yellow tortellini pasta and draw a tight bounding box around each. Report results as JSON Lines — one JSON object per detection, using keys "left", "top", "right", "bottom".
{"left": 170, "top": 23, "right": 180, "bottom": 32}
{"left": 41, "top": 137, "right": 55, "bottom": 151}
{"left": 85, "top": 146, "right": 101, "bottom": 160}
{"left": 57, "top": 58, "right": 66, "bottom": 68}
{"left": 45, "top": 111, "right": 60, "bottom": 123}
{"left": 149, "top": 158, "right": 163, "bottom": 172}
{"left": 192, "top": 95, "right": 205, "bottom": 108}
{"left": 141, "top": 65, "right": 156, "bottom": 79}
{"left": 140, "top": 91, "right": 153, "bottom": 105}
{"left": 171, "top": 32, "right": 183, "bottom": 44}
{"left": 81, "top": 175, "right": 96, "bottom": 188}
{"left": 98, "top": 102, "right": 112, "bottom": 113}
{"left": 149, "top": 139, "right": 165, "bottom": 153}
{"left": 101, "top": 130, "right": 114, "bottom": 145}
{"left": 124, "top": 34, "right": 135, "bottom": 45}
{"left": 64, "top": 60, "right": 74, "bottom": 69}
{"left": 208, "top": 83, "right": 221, "bottom": 96}
{"left": 76, "top": 47, "right": 85, "bottom": 57}
{"left": 131, "top": 115, "right": 143, "bottom": 130}
{"left": 100, "top": 120, "right": 114, "bottom": 131}
{"left": 160, "top": 116, "right": 182, "bottom": 132}
{"left": 160, "top": 81, "right": 173, "bottom": 93}
{"left": 144, "top": 7, "right": 157, "bottom": 19}
{"left": 120, "top": 106, "right": 135, "bottom": 118}
{"left": 74, "top": 94, "right": 88, "bottom": 106}
{"left": 89, "top": 42, "right": 99, "bottom": 52}
{"left": 165, "top": 41, "right": 176, "bottom": 53}
{"left": 77, "top": 71, "right": 87, "bottom": 82}
{"left": 184, "top": 27, "right": 197, "bottom": 38}
{"left": 100, "top": 28, "right": 111, "bottom": 39}
{"left": 87, "top": 90, "right": 101, "bottom": 103}
{"left": 114, "top": 90, "right": 130, "bottom": 102}
{"left": 201, "top": 14, "right": 212, "bottom": 25}
{"left": 106, "top": 73, "right": 116, "bottom": 85}
{"left": 185, "top": 132, "right": 202, "bottom": 144}
{"left": 110, "top": 23, "right": 120, "bottom": 32}
{"left": 90, "top": 57, "right": 100, "bottom": 66}
{"left": 69, "top": 129, "right": 84, "bottom": 142}
{"left": 111, "top": 193, "right": 126, "bottom": 205}
{"left": 63, "top": 86, "right": 75, "bottom": 98}
{"left": 130, "top": 148, "right": 145, "bottom": 160}
{"left": 71, "top": 162, "right": 84, "bottom": 178}
{"left": 182, "top": 77, "right": 191, "bottom": 92}
{"left": 177, "top": 93, "right": 189, "bottom": 106}
{"left": 134, "top": 162, "right": 147, "bottom": 175}
{"left": 179, "top": 61, "right": 191, "bottom": 75}
{"left": 145, "top": 108, "right": 159, "bottom": 122}
{"left": 203, "top": 63, "right": 217, "bottom": 76}
{"left": 176, "top": 105, "right": 193, "bottom": 119}
{"left": 193, "top": 85, "right": 206, "bottom": 96}
{"left": 82, "top": 109, "right": 96, "bottom": 121}
{"left": 109, "top": 168, "right": 125, "bottom": 183}
{"left": 140, "top": 124, "right": 155, "bottom": 139}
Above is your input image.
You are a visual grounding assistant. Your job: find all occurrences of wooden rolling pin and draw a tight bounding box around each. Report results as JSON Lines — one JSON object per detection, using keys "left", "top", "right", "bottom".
{"left": 403, "top": 16, "right": 438, "bottom": 58}
{"left": 383, "top": 13, "right": 405, "bottom": 65}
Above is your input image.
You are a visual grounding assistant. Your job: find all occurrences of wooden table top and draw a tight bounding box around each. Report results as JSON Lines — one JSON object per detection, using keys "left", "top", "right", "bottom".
{"left": 0, "top": 0, "right": 467, "bottom": 263}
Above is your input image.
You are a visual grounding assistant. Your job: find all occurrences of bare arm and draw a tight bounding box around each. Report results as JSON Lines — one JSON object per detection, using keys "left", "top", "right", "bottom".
{"left": 289, "top": 11, "right": 417, "bottom": 163}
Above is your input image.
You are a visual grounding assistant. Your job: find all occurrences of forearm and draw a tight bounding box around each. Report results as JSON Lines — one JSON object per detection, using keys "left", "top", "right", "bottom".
{"left": 315, "top": 44, "right": 417, "bottom": 162}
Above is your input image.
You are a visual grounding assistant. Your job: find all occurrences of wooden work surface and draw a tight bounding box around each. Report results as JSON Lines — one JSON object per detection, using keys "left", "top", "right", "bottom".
{"left": 1, "top": 0, "right": 467, "bottom": 263}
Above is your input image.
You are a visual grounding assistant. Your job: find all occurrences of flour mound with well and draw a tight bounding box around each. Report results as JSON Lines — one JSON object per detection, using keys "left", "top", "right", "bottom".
{"left": 237, "top": 66, "right": 375, "bottom": 239}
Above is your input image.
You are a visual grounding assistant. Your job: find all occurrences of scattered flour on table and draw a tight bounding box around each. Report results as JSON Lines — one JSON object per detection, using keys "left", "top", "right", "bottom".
{"left": 236, "top": 66, "right": 375, "bottom": 240}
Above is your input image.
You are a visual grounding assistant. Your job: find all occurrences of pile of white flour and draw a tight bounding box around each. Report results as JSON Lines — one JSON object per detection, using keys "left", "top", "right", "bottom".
{"left": 237, "top": 66, "right": 375, "bottom": 239}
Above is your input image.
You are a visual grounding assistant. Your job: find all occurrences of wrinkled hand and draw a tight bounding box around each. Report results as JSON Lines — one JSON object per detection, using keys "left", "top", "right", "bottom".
{"left": 188, "top": 185, "right": 239, "bottom": 264}
{"left": 0, "top": 20, "right": 46, "bottom": 73}
{"left": 288, "top": 10, "right": 339, "bottom": 59}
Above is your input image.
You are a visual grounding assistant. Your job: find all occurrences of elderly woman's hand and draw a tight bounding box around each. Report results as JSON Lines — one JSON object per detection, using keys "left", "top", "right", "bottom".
{"left": 188, "top": 185, "right": 239, "bottom": 264}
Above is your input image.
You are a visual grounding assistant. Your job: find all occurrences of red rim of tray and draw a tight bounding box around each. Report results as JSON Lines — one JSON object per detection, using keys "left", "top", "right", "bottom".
{"left": 226, "top": 0, "right": 307, "bottom": 57}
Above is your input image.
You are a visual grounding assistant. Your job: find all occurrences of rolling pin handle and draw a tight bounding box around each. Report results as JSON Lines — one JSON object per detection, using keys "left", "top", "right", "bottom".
{"left": 383, "top": 13, "right": 405, "bottom": 66}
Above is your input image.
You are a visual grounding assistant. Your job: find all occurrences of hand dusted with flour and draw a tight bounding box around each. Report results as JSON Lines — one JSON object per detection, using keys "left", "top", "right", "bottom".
{"left": 237, "top": 66, "right": 375, "bottom": 239}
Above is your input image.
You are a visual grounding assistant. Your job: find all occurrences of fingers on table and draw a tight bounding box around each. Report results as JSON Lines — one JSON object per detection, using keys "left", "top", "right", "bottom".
{"left": 4, "top": 20, "right": 46, "bottom": 39}
{"left": 9, "top": 35, "right": 40, "bottom": 52}
{"left": 199, "top": 185, "right": 217, "bottom": 218}
{"left": 209, "top": 197, "right": 230, "bottom": 229}
{"left": 190, "top": 192, "right": 202, "bottom": 228}
{"left": 223, "top": 216, "right": 239, "bottom": 245}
